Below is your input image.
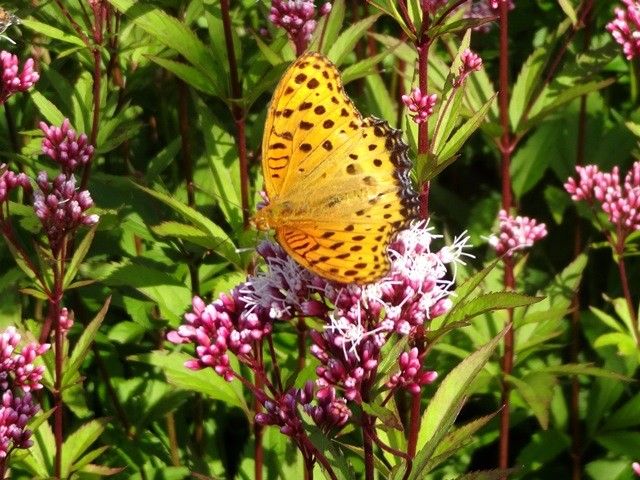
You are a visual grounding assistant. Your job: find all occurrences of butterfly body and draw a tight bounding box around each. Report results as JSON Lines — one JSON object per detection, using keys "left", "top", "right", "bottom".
{"left": 256, "top": 52, "right": 417, "bottom": 284}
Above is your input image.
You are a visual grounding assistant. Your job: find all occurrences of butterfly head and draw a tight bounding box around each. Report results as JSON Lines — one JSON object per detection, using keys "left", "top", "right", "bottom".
{"left": 252, "top": 200, "right": 294, "bottom": 232}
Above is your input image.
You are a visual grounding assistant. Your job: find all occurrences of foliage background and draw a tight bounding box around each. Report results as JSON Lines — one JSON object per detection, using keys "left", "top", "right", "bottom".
{"left": 1, "top": 0, "right": 639, "bottom": 479}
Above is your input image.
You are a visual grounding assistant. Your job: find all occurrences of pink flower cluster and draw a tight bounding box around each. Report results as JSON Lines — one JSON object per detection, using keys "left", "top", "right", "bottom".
{"left": 310, "top": 222, "right": 470, "bottom": 401}
{"left": 171, "top": 223, "right": 470, "bottom": 437}
{"left": 239, "top": 241, "right": 325, "bottom": 321}
{"left": 269, "top": 1, "right": 331, "bottom": 54}
{"left": 0, "top": 327, "right": 49, "bottom": 459}
{"left": 0, "top": 51, "right": 39, "bottom": 104}
{"left": 33, "top": 172, "right": 99, "bottom": 254}
{"left": 565, "top": 162, "right": 640, "bottom": 237}
{"left": 255, "top": 382, "right": 349, "bottom": 437}
{"left": 168, "top": 293, "right": 271, "bottom": 381}
{"left": 387, "top": 348, "right": 437, "bottom": 394}
{"left": 607, "top": 1, "right": 640, "bottom": 60}
{"left": 402, "top": 88, "right": 438, "bottom": 124}
{"left": 40, "top": 119, "right": 95, "bottom": 173}
{"left": 488, "top": 209, "right": 547, "bottom": 257}
{"left": 633, "top": 462, "right": 640, "bottom": 476}
{"left": 0, "top": 164, "right": 30, "bottom": 206}
{"left": 59, "top": 307, "right": 74, "bottom": 334}
{"left": 454, "top": 49, "right": 483, "bottom": 87}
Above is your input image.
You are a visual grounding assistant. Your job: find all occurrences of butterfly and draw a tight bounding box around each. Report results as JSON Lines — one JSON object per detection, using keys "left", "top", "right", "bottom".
{"left": 253, "top": 52, "right": 418, "bottom": 284}
{"left": 0, "top": 8, "right": 19, "bottom": 44}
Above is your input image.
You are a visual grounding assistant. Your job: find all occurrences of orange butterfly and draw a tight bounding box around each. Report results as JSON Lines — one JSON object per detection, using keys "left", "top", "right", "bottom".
{"left": 254, "top": 52, "right": 417, "bottom": 284}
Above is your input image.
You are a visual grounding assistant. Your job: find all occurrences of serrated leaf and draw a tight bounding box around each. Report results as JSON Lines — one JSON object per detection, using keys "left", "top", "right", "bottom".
{"left": 135, "top": 183, "right": 240, "bottom": 265}
{"left": 400, "top": 329, "right": 507, "bottom": 480}
{"left": 21, "top": 19, "right": 86, "bottom": 47}
{"left": 540, "top": 364, "right": 630, "bottom": 381}
{"left": 327, "top": 15, "right": 380, "bottom": 66}
{"left": 132, "top": 351, "right": 248, "bottom": 414}
{"left": 435, "top": 94, "right": 496, "bottom": 169}
{"left": 148, "top": 56, "right": 217, "bottom": 95}
{"left": 509, "top": 373, "right": 556, "bottom": 429}
{"left": 61, "top": 419, "right": 109, "bottom": 477}
{"left": 152, "top": 221, "right": 220, "bottom": 250}
{"left": 30, "top": 91, "right": 66, "bottom": 126}
{"left": 108, "top": 0, "right": 225, "bottom": 99}
{"left": 446, "top": 292, "right": 543, "bottom": 326}
{"left": 63, "top": 226, "right": 96, "bottom": 289}
{"left": 62, "top": 297, "right": 111, "bottom": 387}
{"left": 362, "top": 401, "right": 403, "bottom": 430}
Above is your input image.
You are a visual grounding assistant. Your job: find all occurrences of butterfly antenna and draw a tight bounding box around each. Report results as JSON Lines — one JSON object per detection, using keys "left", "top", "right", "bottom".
{"left": 0, "top": 34, "right": 15, "bottom": 45}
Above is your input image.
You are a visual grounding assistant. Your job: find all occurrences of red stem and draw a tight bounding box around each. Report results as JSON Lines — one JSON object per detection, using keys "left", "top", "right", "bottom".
{"left": 81, "top": 5, "right": 105, "bottom": 190}
{"left": 220, "top": 0, "right": 250, "bottom": 228}
{"left": 51, "top": 255, "right": 65, "bottom": 479}
{"left": 417, "top": 30, "right": 431, "bottom": 219}
{"left": 406, "top": 391, "right": 422, "bottom": 457}
{"left": 497, "top": 1, "right": 514, "bottom": 475}
{"left": 499, "top": 260, "right": 515, "bottom": 475}
{"left": 362, "top": 411, "right": 375, "bottom": 480}
{"left": 570, "top": 5, "right": 593, "bottom": 476}
{"left": 616, "top": 244, "right": 639, "bottom": 345}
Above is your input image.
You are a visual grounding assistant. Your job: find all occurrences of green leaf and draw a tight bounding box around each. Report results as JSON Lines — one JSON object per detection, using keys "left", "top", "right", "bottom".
{"left": 509, "top": 373, "right": 557, "bottom": 429}
{"left": 71, "top": 445, "right": 110, "bottom": 472}
{"left": 152, "top": 221, "right": 219, "bottom": 249}
{"left": 429, "top": 413, "right": 498, "bottom": 470}
{"left": 516, "top": 430, "right": 570, "bottom": 474}
{"left": 133, "top": 351, "right": 248, "bottom": 414}
{"left": 522, "top": 79, "right": 616, "bottom": 133}
{"left": 135, "top": 183, "right": 240, "bottom": 265}
{"left": 540, "top": 364, "right": 630, "bottom": 381}
{"left": 509, "top": 19, "right": 571, "bottom": 131}
{"left": 434, "top": 94, "right": 496, "bottom": 172}
{"left": 21, "top": 19, "right": 86, "bottom": 47}
{"left": 148, "top": 56, "right": 217, "bottom": 95}
{"left": 107, "top": 0, "right": 225, "bottom": 99}
{"left": 365, "top": 1, "right": 414, "bottom": 39}
{"left": 62, "top": 297, "right": 111, "bottom": 387}
{"left": 19, "top": 288, "right": 48, "bottom": 300}
{"left": 427, "top": 17, "right": 495, "bottom": 39}
{"left": 362, "top": 401, "right": 403, "bottom": 430}
{"left": 63, "top": 226, "right": 96, "bottom": 289}
{"left": 327, "top": 14, "right": 381, "bottom": 66}
{"left": 342, "top": 50, "right": 394, "bottom": 85}
{"left": 30, "top": 91, "right": 66, "bottom": 126}
{"left": 402, "top": 329, "right": 507, "bottom": 480}
{"left": 558, "top": 0, "right": 578, "bottom": 25}
{"left": 145, "top": 138, "right": 181, "bottom": 182}
{"left": 61, "top": 419, "right": 108, "bottom": 477}
{"left": 311, "top": 0, "right": 345, "bottom": 54}
{"left": 446, "top": 292, "right": 543, "bottom": 326}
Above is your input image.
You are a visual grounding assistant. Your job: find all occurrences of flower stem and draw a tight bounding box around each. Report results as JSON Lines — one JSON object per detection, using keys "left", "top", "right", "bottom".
{"left": 616, "top": 247, "right": 639, "bottom": 345}
{"left": 51, "top": 262, "right": 64, "bottom": 479}
{"left": 362, "top": 411, "right": 375, "bottom": 480}
{"left": 497, "top": 1, "right": 514, "bottom": 475}
{"left": 569, "top": 5, "right": 593, "bottom": 476}
{"left": 406, "top": 391, "right": 421, "bottom": 457}
{"left": 220, "top": 0, "right": 250, "bottom": 228}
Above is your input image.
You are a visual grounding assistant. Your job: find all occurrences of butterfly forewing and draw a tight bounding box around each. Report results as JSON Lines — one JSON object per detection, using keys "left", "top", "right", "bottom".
{"left": 261, "top": 52, "right": 417, "bottom": 284}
